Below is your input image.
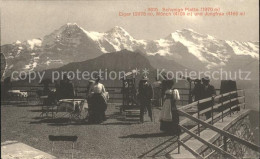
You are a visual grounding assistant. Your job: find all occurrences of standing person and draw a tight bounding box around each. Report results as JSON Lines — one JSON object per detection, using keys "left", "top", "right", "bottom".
{"left": 40, "top": 79, "right": 52, "bottom": 105}
{"left": 159, "top": 80, "right": 180, "bottom": 135}
{"left": 60, "top": 75, "right": 75, "bottom": 99}
{"left": 123, "top": 81, "right": 130, "bottom": 106}
{"left": 67, "top": 76, "right": 75, "bottom": 98}
{"left": 59, "top": 75, "right": 66, "bottom": 99}
{"left": 161, "top": 74, "right": 168, "bottom": 104}
{"left": 89, "top": 76, "right": 107, "bottom": 124}
{"left": 152, "top": 77, "right": 162, "bottom": 106}
{"left": 42, "top": 83, "right": 51, "bottom": 96}
{"left": 54, "top": 81, "right": 61, "bottom": 100}
{"left": 201, "top": 77, "right": 216, "bottom": 119}
{"left": 191, "top": 79, "right": 204, "bottom": 102}
{"left": 86, "top": 80, "right": 95, "bottom": 98}
{"left": 86, "top": 79, "right": 95, "bottom": 122}
{"left": 138, "top": 76, "right": 153, "bottom": 123}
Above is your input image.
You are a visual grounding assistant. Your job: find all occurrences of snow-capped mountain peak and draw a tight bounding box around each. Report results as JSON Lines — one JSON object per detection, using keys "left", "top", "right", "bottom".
{"left": 83, "top": 26, "right": 146, "bottom": 53}
{"left": 66, "top": 22, "right": 78, "bottom": 26}
{"left": 1, "top": 24, "right": 259, "bottom": 79}
{"left": 41, "top": 23, "right": 87, "bottom": 48}
{"left": 107, "top": 26, "right": 131, "bottom": 37}
{"left": 225, "top": 40, "right": 259, "bottom": 58}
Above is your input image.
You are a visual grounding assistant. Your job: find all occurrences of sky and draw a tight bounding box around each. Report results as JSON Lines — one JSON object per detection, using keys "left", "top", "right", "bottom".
{"left": 0, "top": 0, "right": 259, "bottom": 44}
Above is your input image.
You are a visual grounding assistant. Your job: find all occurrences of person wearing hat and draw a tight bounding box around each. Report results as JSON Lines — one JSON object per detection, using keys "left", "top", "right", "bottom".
{"left": 86, "top": 79, "right": 95, "bottom": 122}
{"left": 159, "top": 79, "right": 180, "bottom": 135}
{"left": 191, "top": 79, "right": 204, "bottom": 101}
{"left": 202, "top": 77, "right": 216, "bottom": 98}
{"left": 201, "top": 76, "right": 216, "bottom": 119}
{"left": 88, "top": 75, "right": 107, "bottom": 124}
{"left": 40, "top": 78, "right": 56, "bottom": 105}
{"left": 138, "top": 76, "right": 154, "bottom": 123}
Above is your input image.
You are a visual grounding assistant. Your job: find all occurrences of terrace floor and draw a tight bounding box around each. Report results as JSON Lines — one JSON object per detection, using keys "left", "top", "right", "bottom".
{"left": 1, "top": 103, "right": 180, "bottom": 159}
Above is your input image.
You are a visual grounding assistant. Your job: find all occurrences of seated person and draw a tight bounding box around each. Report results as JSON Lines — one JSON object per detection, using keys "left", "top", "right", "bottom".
{"left": 60, "top": 75, "right": 75, "bottom": 99}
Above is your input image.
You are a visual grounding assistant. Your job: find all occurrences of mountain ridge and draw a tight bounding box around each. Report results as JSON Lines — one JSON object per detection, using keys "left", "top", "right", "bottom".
{"left": 1, "top": 23, "right": 258, "bottom": 79}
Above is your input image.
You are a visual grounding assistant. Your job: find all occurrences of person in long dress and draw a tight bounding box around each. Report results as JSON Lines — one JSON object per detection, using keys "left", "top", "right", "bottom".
{"left": 88, "top": 76, "right": 107, "bottom": 124}
{"left": 159, "top": 80, "right": 180, "bottom": 135}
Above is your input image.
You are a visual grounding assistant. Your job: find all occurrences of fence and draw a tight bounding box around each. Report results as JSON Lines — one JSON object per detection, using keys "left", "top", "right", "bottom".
{"left": 177, "top": 89, "right": 260, "bottom": 158}
{"left": 3, "top": 85, "right": 220, "bottom": 106}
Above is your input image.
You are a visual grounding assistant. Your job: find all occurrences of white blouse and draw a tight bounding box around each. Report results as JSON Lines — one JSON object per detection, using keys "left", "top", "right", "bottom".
{"left": 165, "top": 89, "right": 180, "bottom": 100}
{"left": 90, "top": 83, "right": 106, "bottom": 94}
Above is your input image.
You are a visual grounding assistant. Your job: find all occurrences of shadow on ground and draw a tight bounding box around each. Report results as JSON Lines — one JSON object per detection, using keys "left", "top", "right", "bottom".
{"left": 30, "top": 117, "right": 71, "bottom": 124}
{"left": 119, "top": 132, "right": 174, "bottom": 138}
{"left": 101, "top": 122, "right": 135, "bottom": 125}
{"left": 137, "top": 136, "right": 178, "bottom": 158}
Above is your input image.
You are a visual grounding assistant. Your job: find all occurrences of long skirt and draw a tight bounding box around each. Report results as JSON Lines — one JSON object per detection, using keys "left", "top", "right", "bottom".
{"left": 160, "top": 110, "right": 180, "bottom": 135}
{"left": 88, "top": 93, "right": 107, "bottom": 123}
{"left": 160, "top": 98, "right": 180, "bottom": 135}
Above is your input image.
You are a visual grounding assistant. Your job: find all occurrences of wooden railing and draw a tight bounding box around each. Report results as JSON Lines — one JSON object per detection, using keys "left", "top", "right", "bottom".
{"left": 176, "top": 89, "right": 260, "bottom": 158}
{"left": 179, "top": 125, "right": 236, "bottom": 159}
{"left": 179, "top": 90, "right": 244, "bottom": 127}
{"left": 5, "top": 85, "right": 204, "bottom": 106}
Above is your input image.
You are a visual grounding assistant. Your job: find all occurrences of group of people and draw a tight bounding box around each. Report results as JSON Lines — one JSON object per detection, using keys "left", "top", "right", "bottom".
{"left": 40, "top": 74, "right": 108, "bottom": 124}
{"left": 138, "top": 76, "right": 216, "bottom": 135}
{"left": 191, "top": 77, "right": 216, "bottom": 119}
{"left": 191, "top": 77, "right": 216, "bottom": 102}
{"left": 40, "top": 75, "right": 75, "bottom": 106}
{"left": 137, "top": 76, "right": 181, "bottom": 135}
{"left": 41, "top": 74, "right": 215, "bottom": 132}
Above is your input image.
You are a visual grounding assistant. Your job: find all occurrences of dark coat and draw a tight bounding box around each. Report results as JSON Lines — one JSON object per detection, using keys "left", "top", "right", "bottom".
{"left": 60, "top": 81, "right": 75, "bottom": 99}
{"left": 202, "top": 84, "right": 216, "bottom": 98}
{"left": 138, "top": 80, "right": 153, "bottom": 103}
{"left": 198, "top": 84, "right": 216, "bottom": 113}
{"left": 192, "top": 83, "right": 204, "bottom": 101}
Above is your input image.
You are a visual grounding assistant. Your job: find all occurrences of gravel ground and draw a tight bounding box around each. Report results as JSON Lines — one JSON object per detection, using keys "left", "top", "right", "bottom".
{"left": 1, "top": 104, "right": 179, "bottom": 159}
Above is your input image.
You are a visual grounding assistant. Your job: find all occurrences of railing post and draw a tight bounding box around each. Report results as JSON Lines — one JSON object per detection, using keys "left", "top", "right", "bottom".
{"left": 211, "top": 96, "right": 214, "bottom": 125}
{"left": 51, "top": 141, "right": 54, "bottom": 152}
{"left": 72, "top": 142, "right": 75, "bottom": 159}
{"left": 178, "top": 133, "right": 180, "bottom": 154}
{"left": 223, "top": 136, "right": 228, "bottom": 159}
{"left": 223, "top": 136, "right": 227, "bottom": 151}
{"left": 236, "top": 90, "right": 239, "bottom": 113}
{"left": 221, "top": 94, "right": 224, "bottom": 122}
{"left": 229, "top": 93, "right": 232, "bottom": 117}
{"left": 243, "top": 90, "right": 246, "bottom": 109}
{"left": 197, "top": 100, "right": 200, "bottom": 136}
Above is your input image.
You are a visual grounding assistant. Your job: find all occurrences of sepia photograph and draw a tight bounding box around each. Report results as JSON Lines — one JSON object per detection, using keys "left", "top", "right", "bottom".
{"left": 1, "top": 0, "right": 259, "bottom": 158}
